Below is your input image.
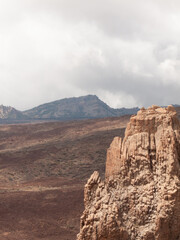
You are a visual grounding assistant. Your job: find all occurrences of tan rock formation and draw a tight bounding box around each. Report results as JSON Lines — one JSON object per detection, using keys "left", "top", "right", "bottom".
{"left": 77, "top": 106, "right": 180, "bottom": 240}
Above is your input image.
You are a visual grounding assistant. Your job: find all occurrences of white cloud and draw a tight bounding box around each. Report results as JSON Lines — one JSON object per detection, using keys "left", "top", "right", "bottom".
{"left": 0, "top": 0, "right": 180, "bottom": 110}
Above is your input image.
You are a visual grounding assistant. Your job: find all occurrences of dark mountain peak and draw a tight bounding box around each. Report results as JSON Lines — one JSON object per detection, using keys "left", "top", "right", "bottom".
{"left": 50, "top": 94, "right": 100, "bottom": 105}
{"left": 23, "top": 95, "right": 139, "bottom": 120}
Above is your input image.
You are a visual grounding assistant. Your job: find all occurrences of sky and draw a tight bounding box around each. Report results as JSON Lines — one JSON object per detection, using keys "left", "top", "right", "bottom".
{"left": 1, "top": 0, "right": 180, "bottom": 110}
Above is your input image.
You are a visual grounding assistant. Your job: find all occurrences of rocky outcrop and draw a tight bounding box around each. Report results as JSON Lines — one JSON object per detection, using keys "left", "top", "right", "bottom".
{"left": 77, "top": 105, "right": 180, "bottom": 240}
{"left": 0, "top": 105, "right": 27, "bottom": 120}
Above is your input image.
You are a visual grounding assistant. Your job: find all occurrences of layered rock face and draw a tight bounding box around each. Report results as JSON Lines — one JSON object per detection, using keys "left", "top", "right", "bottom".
{"left": 77, "top": 105, "right": 180, "bottom": 240}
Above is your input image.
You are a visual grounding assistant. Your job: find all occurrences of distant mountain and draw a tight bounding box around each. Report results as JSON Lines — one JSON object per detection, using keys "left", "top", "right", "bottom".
{"left": 1, "top": 96, "right": 180, "bottom": 124}
{"left": 23, "top": 95, "right": 139, "bottom": 120}
{"left": 174, "top": 106, "right": 180, "bottom": 119}
{"left": 172, "top": 104, "right": 180, "bottom": 107}
{"left": 0, "top": 105, "right": 28, "bottom": 122}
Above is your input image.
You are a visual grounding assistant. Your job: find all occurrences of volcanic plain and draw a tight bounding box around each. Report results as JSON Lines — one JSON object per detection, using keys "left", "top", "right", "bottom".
{"left": 0, "top": 116, "right": 128, "bottom": 240}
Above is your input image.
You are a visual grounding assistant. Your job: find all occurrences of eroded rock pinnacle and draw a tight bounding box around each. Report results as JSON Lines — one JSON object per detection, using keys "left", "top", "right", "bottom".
{"left": 77, "top": 105, "right": 180, "bottom": 240}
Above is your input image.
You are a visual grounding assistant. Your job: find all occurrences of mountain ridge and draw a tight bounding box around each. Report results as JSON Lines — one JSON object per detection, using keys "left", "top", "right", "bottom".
{"left": 1, "top": 95, "right": 180, "bottom": 123}
{"left": 23, "top": 95, "right": 139, "bottom": 120}
{"left": 0, "top": 95, "right": 139, "bottom": 123}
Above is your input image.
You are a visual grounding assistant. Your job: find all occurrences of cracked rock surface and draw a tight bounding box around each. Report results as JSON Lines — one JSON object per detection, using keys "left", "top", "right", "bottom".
{"left": 77, "top": 105, "right": 180, "bottom": 240}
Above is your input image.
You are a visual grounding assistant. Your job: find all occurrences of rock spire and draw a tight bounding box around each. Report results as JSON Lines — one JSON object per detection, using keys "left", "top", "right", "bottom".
{"left": 77, "top": 105, "right": 180, "bottom": 240}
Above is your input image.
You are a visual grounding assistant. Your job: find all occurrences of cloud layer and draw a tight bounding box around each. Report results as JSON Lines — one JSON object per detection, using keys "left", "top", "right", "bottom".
{"left": 1, "top": 0, "right": 180, "bottom": 110}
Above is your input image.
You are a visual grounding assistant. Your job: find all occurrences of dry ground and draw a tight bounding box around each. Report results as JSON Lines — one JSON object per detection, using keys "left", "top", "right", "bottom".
{"left": 0, "top": 116, "right": 128, "bottom": 240}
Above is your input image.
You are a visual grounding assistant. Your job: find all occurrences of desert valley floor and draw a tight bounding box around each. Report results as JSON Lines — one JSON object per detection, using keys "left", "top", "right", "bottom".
{"left": 0, "top": 116, "right": 129, "bottom": 240}
{"left": 1, "top": 106, "right": 180, "bottom": 240}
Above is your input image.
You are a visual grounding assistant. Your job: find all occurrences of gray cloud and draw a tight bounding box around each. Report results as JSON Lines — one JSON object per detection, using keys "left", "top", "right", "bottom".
{"left": 0, "top": 0, "right": 180, "bottom": 110}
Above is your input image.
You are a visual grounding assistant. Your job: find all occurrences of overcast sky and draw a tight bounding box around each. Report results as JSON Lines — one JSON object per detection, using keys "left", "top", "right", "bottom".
{"left": 1, "top": 0, "right": 180, "bottom": 110}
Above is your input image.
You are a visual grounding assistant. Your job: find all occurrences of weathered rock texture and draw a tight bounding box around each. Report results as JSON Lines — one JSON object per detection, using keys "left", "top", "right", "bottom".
{"left": 77, "top": 105, "right": 180, "bottom": 240}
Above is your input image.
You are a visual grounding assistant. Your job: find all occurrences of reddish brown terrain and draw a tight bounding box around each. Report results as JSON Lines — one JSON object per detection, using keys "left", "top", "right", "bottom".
{"left": 0, "top": 116, "right": 129, "bottom": 240}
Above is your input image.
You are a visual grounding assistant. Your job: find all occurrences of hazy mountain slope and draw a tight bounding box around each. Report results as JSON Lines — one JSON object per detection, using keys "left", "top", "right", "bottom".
{"left": 174, "top": 106, "right": 180, "bottom": 118}
{"left": 23, "top": 95, "right": 139, "bottom": 120}
{"left": 1, "top": 95, "right": 179, "bottom": 123}
{"left": 0, "top": 105, "right": 27, "bottom": 121}
{"left": 114, "top": 107, "right": 139, "bottom": 116}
